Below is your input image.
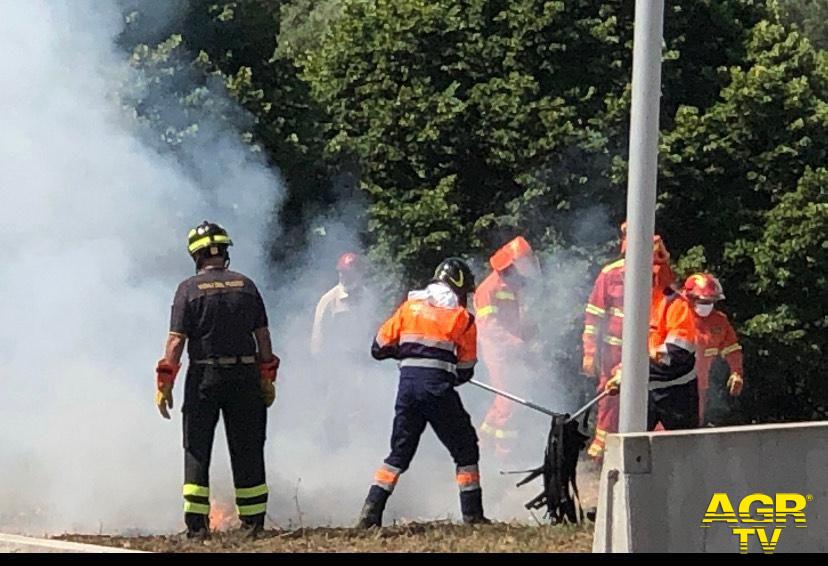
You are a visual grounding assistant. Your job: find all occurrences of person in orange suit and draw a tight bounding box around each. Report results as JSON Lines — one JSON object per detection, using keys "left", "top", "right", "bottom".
{"left": 583, "top": 224, "right": 676, "bottom": 458}
{"left": 604, "top": 238, "right": 700, "bottom": 431}
{"left": 474, "top": 236, "right": 540, "bottom": 458}
{"left": 682, "top": 273, "right": 744, "bottom": 424}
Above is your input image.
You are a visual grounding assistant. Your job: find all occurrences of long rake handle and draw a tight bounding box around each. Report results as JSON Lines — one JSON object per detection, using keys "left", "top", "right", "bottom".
{"left": 469, "top": 379, "right": 610, "bottom": 424}
{"left": 566, "top": 389, "right": 611, "bottom": 424}
{"left": 469, "top": 379, "right": 560, "bottom": 418}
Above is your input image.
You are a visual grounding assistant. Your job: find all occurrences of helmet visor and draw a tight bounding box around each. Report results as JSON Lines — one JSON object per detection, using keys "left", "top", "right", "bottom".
{"left": 513, "top": 254, "right": 541, "bottom": 279}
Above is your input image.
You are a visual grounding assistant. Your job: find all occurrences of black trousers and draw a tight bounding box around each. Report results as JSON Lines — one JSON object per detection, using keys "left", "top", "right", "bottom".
{"left": 385, "top": 377, "right": 479, "bottom": 471}
{"left": 365, "top": 375, "right": 484, "bottom": 518}
{"left": 647, "top": 380, "right": 699, "bottom": 431}
{"left": 182, "top": 364, "right": 267, "bottom": 530}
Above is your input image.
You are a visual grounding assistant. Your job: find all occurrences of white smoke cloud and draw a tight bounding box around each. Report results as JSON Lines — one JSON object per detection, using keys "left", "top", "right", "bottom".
{"left": 0, "top": 0, "right": 609, "bottom": 535}
{"left": 0, "top": 0, "right": 279, "bottom": 534}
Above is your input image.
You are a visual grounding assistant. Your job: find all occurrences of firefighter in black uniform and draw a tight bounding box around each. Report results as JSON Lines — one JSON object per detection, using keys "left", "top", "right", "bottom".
{"left": 155, "top": 221, "right": 280, "bottom": 538}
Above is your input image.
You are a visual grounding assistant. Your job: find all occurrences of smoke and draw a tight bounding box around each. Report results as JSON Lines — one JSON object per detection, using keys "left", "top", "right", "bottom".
{"left": 0, "top": 0, "right": 614, "bottom": 535}
{"left": 259, "top": 211, "right": 522, "bottom": 526}
{"left": 462, "top": 206, "right": 613, "bottom": 520}
{"left": 0, "top": 0, "right": 279, "bottom": 534}
{"left": 258, "top": 200, "right": 616, "bottom": 525}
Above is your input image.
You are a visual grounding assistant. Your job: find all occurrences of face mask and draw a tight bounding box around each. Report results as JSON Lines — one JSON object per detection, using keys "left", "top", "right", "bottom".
{"left": 694, "top": 303, "right": 715, "bottom": 317}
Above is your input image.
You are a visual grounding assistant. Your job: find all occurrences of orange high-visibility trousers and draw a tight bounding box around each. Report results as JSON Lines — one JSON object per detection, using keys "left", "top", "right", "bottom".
{"left": 588, "top": 356, "right": 621, "bottom": 459}
{"left": 478, "top": 334, "right": 526, "bottom": 456}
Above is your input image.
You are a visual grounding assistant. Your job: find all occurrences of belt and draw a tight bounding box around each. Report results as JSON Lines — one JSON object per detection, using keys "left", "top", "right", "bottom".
{"left": 193, "top": 356, "right": 257, "bottom": 366}
{"left": 399, "top": 358, "right": 457, "bottom": 376}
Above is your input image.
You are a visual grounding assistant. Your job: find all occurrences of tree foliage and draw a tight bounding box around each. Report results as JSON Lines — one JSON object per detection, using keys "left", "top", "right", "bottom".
{"left": 661, "top": 22, "right": 828, "bottom": 420}
{"left": 121, "top": 0, "right": 827, "bottom": 422}
{"left": 300, "top": 0, "right": 765, "bottom": 281}
{"left": 120, "top": 0, "right": 335, "bottom": 260}
{"left": 779, "top": 0, "right": 828, "bottom": 50}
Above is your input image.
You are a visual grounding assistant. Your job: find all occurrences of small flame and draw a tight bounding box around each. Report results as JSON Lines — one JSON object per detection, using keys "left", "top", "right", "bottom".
{"left": 209, "top": 499, "right": 239, "bottom": 532}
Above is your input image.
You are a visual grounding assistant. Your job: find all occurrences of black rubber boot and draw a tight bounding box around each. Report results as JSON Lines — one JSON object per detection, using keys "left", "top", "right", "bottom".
{"left": 356, "top": 486, "right": 389, "bottom": 528}
{"left": 240, "top": 514, "right": 265, "bottom": 539}
{"left": 586, "top": 506, "right": 597, "bottom": 523}
{"left": 460, "top": 489, "right": 491, "bottom": 525}
{"left": 185, "top": 514, "right": 211, "bottom": 540}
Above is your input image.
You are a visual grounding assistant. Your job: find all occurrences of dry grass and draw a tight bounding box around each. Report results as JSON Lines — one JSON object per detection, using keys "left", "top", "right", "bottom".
{"left": 56, "top": 521, "right": 594, "bottom": 553}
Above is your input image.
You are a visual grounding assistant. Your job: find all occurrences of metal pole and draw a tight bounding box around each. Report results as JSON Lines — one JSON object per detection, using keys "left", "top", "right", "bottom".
{"left": 619, "top": 0, "right": 665, "bottom": 433}
{"left": 567, "top": 389, "right": 612, "bottom": 424}
{"left": 469, "top": 379, "right": 560, "bottom": 418}
{"left": 469, "top": 379, "right": 608, "bottom": 424}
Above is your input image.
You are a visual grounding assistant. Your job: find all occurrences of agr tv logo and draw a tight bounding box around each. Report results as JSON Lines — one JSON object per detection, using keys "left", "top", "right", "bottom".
{"left": 701, "top": 493, "right": 812, "bottom": 553}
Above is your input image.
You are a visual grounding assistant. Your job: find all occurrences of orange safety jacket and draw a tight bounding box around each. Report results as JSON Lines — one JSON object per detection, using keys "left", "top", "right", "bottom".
{"left": 474, "top": 257, "right": 529, "bottom": 444}
{"left": 648, "top": 289, "right": 697, "bottom": 388}
{"left": 474, "top": 270, "right": 522, "bottom": 343}
{"left": 372, "top": 297, "right": 477, "bottom": 384}
{"left": 694, "top": 309, "right": 743, "bottom": 390}
{"left": 583, "top": 258, "right": 625, "bottom": 374}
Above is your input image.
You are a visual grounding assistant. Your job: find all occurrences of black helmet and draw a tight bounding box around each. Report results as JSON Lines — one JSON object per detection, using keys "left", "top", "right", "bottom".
{"left": 187, "top": 221, "right": 233, "bottom": 267}
{"left": 433, "top": 257, "right": 476, "bottom": 298}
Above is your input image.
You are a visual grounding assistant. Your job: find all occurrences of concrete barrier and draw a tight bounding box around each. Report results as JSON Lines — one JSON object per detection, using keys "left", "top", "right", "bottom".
{"left": 592, "top": 421, "right": 828, "bottom": 553}
{"left": 0, "top": 533, "right": 145, "bottom": 553}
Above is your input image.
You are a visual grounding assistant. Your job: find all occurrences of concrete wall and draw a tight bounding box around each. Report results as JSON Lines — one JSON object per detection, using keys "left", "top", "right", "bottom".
{"left": 592, "top": 422, "right": 828, "bottom": 553}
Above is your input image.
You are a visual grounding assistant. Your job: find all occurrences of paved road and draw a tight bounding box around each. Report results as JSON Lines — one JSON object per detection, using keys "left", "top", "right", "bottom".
{"left": 0, "top": 533, "right": 145, "bottom": 553}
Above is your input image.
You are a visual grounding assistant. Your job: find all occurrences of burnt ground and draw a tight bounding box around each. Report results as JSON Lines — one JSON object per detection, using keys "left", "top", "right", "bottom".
{"left": 49, "top": 457, "right": 602, "bottom": 553}
{"left": 56, "top": 522, "right": 594, "bottom": 553}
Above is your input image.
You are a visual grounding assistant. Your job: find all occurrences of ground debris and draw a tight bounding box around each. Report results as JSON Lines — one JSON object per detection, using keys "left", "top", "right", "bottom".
{"left": 54, "top": 522, "right": 593, "bottom": 553}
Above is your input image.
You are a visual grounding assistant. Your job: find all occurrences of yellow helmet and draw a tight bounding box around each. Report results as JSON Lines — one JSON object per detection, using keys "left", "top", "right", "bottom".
{"left": 187, "top": 221, "right": 233, "bottom": 265}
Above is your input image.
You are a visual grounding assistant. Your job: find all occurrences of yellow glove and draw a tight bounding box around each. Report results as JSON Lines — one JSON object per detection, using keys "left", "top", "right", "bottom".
{"left": 156, "top": 382, "right": 174, "bottom": 419}
{"left": 261, "top": 378, "right": 276, "bottom": 408}
{"left": 650, "top": 347, "right": 670, "bottom": 366}
{"left": 605, "top": 365, "right": 622, "bottom": 396}
{"left": 727, "top": 373, "right": 744, "bottom": 397}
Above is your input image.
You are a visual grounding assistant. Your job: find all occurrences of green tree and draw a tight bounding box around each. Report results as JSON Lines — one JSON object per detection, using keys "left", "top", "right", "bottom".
{"left": 778, "top": 0, "right": 828, "bottom": 50}
{"left": 660, "top": 22, "right": 828, "bottom": 421}
{"left": 276, "top": 0, "right": 345, "bottom": 60}
{"left": 120, "top": 0, "right": 335, "bottom": 261}
{"left": 300, "top": 0, "right": 778, "bottom": 406}
{"left": 734, "top": 168, "right": 828, "bottom": 420}
{"left": 301, "top": 0, "right": 767, "bottom": 286}
{"left": 117, "top": 0, "right": 828, "bottom": 422}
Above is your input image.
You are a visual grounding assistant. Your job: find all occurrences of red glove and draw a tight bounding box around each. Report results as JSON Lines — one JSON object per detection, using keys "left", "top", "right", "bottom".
{"left": 259, "top": 356, "right": 280, "bottom": 382}
{"left": 155, "top": 359, "right": 180, "bottom": 420}
{"left": 155, "top": 359, "right": 181, "bottom": 388}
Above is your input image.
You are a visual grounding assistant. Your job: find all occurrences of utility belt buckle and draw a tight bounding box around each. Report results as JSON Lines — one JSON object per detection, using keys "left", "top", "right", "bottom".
{"left": 195, "top": 356, "right": 257, "bottom": 366}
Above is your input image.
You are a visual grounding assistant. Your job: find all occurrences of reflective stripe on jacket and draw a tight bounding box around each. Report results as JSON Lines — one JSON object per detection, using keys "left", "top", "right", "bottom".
{"left": 473, "top": 270, "right": 521, "bottom": 339}
{"left": 583, "top": 259, "right": 625, "bottom": 362}
{"left": 372, "top": 295, "right": 477, "bottom": 382}
{"left": 648, "top": 289, "right": 697, "bottom": 388}
{"left": 693, "top": 309, "right": 743, "bottom": 389}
